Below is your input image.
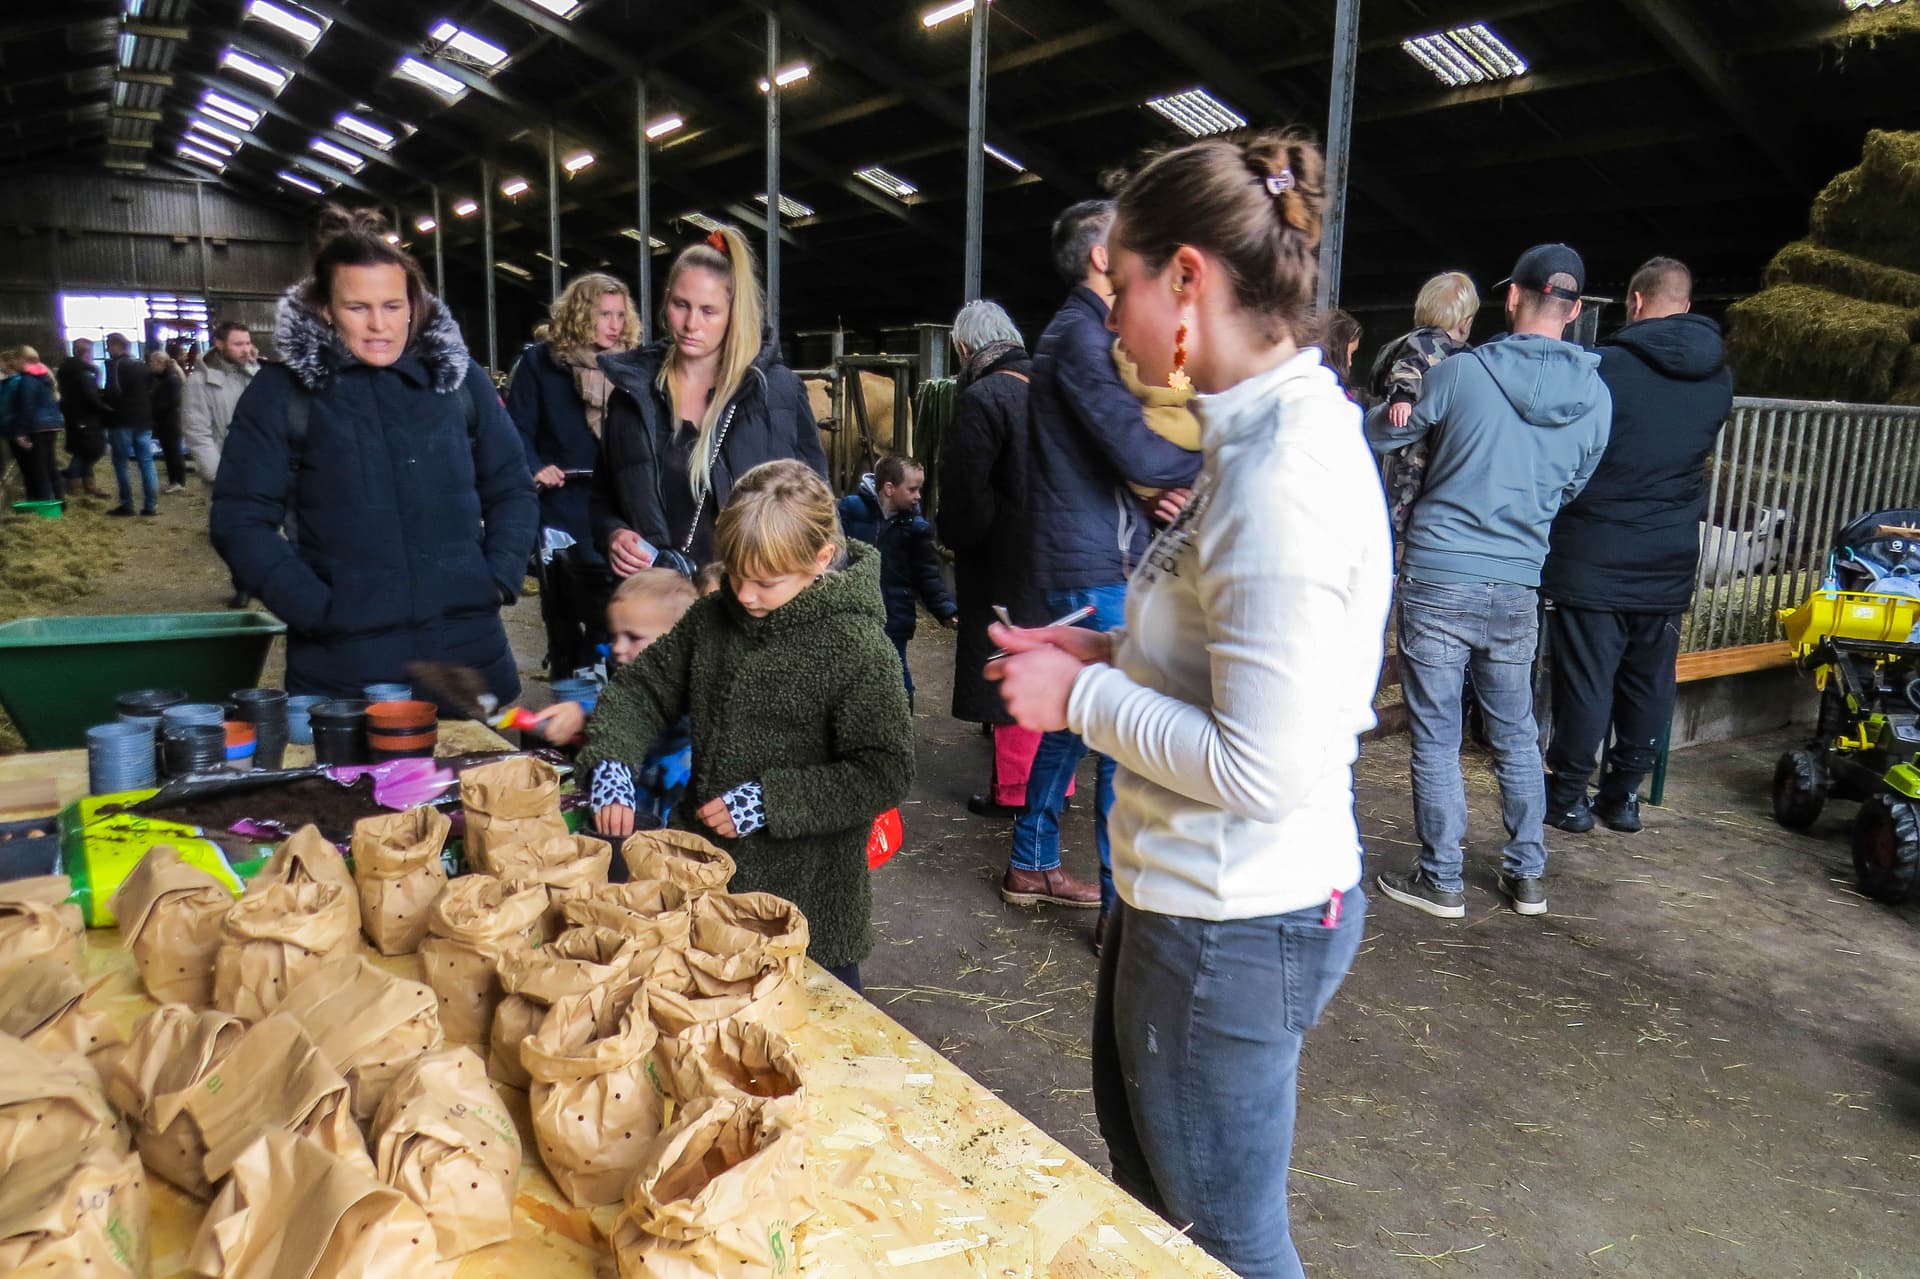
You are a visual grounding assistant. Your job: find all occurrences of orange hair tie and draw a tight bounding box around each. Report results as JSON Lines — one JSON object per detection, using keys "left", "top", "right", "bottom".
{"left": 705, "top": 230, "right": 727, "bottom": 254}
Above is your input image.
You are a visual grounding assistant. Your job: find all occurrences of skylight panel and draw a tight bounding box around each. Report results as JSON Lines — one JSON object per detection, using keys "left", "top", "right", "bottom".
{"left": 621, "top": 228, "right": 669, "bottom": 250}
{"left": 219, "top": 48, "right": 292, "bottom": 94}
{"left": 1144, "top": 88, "right": 1245, "bottom": 137}
{"left": 278, "top": 170, "right": 325, "bottom": 194}
{"left": 200, "top": 90, "right": 262, "bottom": 129}
{"left": 1402, "top": 24, "right": 1528, "bottom": 87}
{"left": 984, "top": 142, "right": 1024, "bottom": 173}
{"left": 526, "top": 0, "right": 584, "bottom": 15}
{"left": 427, "top": 21, "right": 511, "bottom": 71}
{"left": 562, "top": 150, "right": 595, "bottom": 173}
{"left": 334, "top": 113, "right": 397, "bottom": 149}
{"left": 756, "top": 193, "right": 815, "bottom": 219}
{"left": 177, "top": 143, "right": 227, "bottom": 172}
{"left": 309, "top": 138, "right": 365, "bottom": 172}
{"left": 645, "top": 115, "right": 685, "bottom": 140}
{"left": 452, "top": 198, "right": 479, "bottom": 217}
{"left": 243, "top": 0, "right": 327, "bottom": 53}
{"left": 394, "top": 57, "right": 466, "bottom": 101}
{"left": 757, "top": 64, "right": 811, "bottom": 92}
{"left": 680, "top": 212, "right": 723, "bottom": 232}
{"left": 854, "top": 166, "right": 918, "bottom": 201}
{"left": 497, "top": 261, "right": 533, "bottom": 280}
{"left": 535, "top": 251, "right": 568, "bottom": 267}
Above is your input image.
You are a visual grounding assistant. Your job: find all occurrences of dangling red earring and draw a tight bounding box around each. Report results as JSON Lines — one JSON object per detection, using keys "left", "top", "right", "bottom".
{"left": 1168, "top": 319, "right": 1191, "bottom": 393}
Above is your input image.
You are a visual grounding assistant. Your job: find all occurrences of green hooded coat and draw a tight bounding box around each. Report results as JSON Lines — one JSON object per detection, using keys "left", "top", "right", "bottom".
{"left": 578, "top": 540, "right": 915, "bottom": 968}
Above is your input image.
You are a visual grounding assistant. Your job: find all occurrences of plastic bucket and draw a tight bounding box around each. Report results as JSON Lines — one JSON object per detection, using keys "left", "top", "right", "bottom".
{"left": 87, "top": 721, "right": 157, "bottom": 794}
{"left": 10, "top": 499, "right": 64, "bottom": 519}
{"left": 363, "top": 683, "right": 412, "bottom": 704}
{"left": 228, "top": 688, "right": 288, "bottom": 769}
{"left": 366, "top": 699, "right": 438, "bottom": 760}
{"left": 161, "top": 722, "right": 225, "bottom": 776}
{"left": 310, "top": 698, "right": 370, "bottom": 766}
{"left": 285, "top": 694, "right": 325, "bottom": 746}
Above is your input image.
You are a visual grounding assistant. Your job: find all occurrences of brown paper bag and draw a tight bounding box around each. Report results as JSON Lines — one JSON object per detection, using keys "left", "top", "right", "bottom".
{"left": 690, "top": 891, "right": 810, "bottom": 984}
{"left": 488, "top": 832, "right": 612, "bottom": 938}
{"left": 105, "top": 1005, "right": 246, "bottom": 1199}
{"left": 657, "top": 1018, "right": 803, "bottom": 1121}
{"left": 460, "top": 756, "right": 568, "bottom": 872}
{"left": 522, "top": 981, "right": 666, "bottom": 1206}
{"left": 416, "top": 875, "right": 547, "bottom": 1043}
{"left": 489, "top": 925, "right": 641, "bottom": 1089}
{"left": 189, "top": 1013, "right": 372, "bottom": 1185}
{"left": 351, "top": 807, "right": 451, "bottom": 956}
{"left": 0, "top": 954, "right": 123, "bottom": 1069}
{"left": 0, "top": 875, "right": 84, "bottom": 978}
{"left": 211, "top": 879, "right": 358, "bottom": 1021}
{"left": 187, "top": 1129, "right": 448, "bottom": 1279}
{"left": 559, "top": 879, "right": 693, "bottom": 954}
{"left": 651, "top": 949, "right": 807, "bottom": 1037}
{"left": 0, "top": 1032, "right": 123, "bottom": 1169}
{"left": 0, "top": 1144, "right": 149, "bottom": 1279}
{"left": 276, "top": 955, "right": 446, "bottom": 1122}
{"left": 109, "top": 843, "right": 233, "bottom": 1006}
{"left": 619, "top": 829, "right": 735, "bottom": 893}
{"left": 609, "top": 1095, "right": 814, "bottom": 1279}
{"left": 256, "top": 824, "right": 363, "bottom": 934}
{"left": 372, "top": 1046, "right": 521, "bottom": 1258}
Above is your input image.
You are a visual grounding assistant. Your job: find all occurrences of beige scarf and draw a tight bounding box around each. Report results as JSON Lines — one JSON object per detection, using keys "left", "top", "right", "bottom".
{"left": 559, "top": 345, "right": 614, "bottom": 439}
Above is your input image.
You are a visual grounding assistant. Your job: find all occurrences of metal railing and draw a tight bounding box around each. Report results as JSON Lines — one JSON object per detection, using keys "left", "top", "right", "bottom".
{"left": 1684, "top": 396, "right": 1920, "bottom": 653}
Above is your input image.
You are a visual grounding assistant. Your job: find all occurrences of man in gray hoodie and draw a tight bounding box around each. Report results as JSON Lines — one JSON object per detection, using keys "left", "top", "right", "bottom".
{"left": 1365, "top": 244, "right": 1612, "bottom": 919}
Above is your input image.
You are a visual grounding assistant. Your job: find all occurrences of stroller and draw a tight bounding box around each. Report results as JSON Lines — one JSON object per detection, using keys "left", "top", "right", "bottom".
{"left": 1771, "top": 507, "right": 1920, "bottom": 903}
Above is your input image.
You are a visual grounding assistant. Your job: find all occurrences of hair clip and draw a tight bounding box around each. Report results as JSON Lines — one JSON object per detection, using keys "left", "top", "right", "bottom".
{"left": 1264, "top": 171, "right": 1295, "bottom": 197}
{"left": 705, "top": 229, "right": 727, "bottom": 253}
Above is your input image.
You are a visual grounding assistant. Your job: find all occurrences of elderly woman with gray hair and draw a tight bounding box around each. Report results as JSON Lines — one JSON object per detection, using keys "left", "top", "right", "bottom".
{"left": 938, "top": 299, "right": 1049, "bottom": 816}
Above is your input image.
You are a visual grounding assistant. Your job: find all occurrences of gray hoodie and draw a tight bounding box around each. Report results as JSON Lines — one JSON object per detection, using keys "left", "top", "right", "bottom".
{"left": 1365, "top": 333, "right": 1611, "bottom": 588}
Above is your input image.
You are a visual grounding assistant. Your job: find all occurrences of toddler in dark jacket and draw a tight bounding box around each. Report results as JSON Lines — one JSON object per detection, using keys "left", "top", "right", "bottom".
{"left": 1367, "top": 270, "right": 1480, "bottom": 538}
{"left": 837, "top": 454, "right": 958, "bottom": 706}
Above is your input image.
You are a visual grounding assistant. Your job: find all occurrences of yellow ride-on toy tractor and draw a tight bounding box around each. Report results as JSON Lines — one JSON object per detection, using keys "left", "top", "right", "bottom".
{"left": 1772, "top": 508, "right": 1920, "bottom": 903}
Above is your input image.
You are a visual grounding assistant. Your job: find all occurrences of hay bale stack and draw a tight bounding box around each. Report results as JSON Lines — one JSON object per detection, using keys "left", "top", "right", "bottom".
{"left": 1726, "top": 131, "right": 1920, "bottom": 404}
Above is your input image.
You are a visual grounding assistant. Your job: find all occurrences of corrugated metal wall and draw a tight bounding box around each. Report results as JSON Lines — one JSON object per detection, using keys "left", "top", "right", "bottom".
{"left": 0, "top": 172, "right": 304, "bottom": 351}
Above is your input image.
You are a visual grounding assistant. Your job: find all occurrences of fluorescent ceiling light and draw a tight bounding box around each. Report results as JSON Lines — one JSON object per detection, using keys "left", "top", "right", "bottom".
{"left": 562, "top": 150, "right": 595, "bottom": 173}
{"left": 452, "top": 198, "right": 479, "bottom": 217}
{"left": 414, "top": 216, "right": 437, "bottom": 233}
{"left": 984, "top": 142, "right": 1024, "bottom": 172}
{"left": 382, "top": 233, "right": 401, "bottom": 245}
{"left": 188, "top": 120, "right": 243, "bottom": 149}
{"left": 200, "top": 90, "right": 260, "bottom": 124}
{"left": 1144, "top": 87, "right": 1246, "bottom": 137}
{"left": 526, "top": 0, "right": 583, "bottom": 14}
{"left": 535, "top": 251, "right": 568, "bottom": 266}
{"left": 645, "top": 115, "right": 685, "bottom": 140}
{"left": 394, "top": 56, "right": 466, "bottom": 100}
{"left": 621, "top": 228, "right": 669, "bottom": 250}
{"left": 680, "top": 211, "right": 723, "bottom": 232}
{"left": 757, "top": 63, "right": 811, "bottom": 92}
{"left": 922, "top": 0, "right": 975, "bottom": 27}
{"left": 243, "top": 0, "right": 327, "bottom": 51}
{"left": 200, "top": 103, "right": 257, "bottom": 132}
{"left": 755, "top": 193, "right": 815, "bottom": 219}
{"left": 500, "top": 177, "right": 530, "bottom": 197}
{"left": 1402, "top": 24, "right": 1528, "bottom": 87}
{"left": 308, "top": 138, "right": 365, "bottom": 171}
{"left": 854, "top": 165, "right": 918, "bottom": 200}
{"left": 334, "top": 113, "right": 396, "bottom": 149}
{"left": 219, "top": 48, "right": 292, "bottom": 94}
{"left": 427, "top": 21, "right": 510, "bottom": 69}
{"left": 177, "top": 143, "right": 227, "bottom": 171}
{"left": 496, "top": 261, "right": 533, "bottom": 280}
{"left": 277, "top": 170, "right": 325, "bottom": 194}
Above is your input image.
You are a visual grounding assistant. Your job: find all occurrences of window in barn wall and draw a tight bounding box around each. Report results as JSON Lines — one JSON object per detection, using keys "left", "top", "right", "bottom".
{"left": 59, "top": 292, "right": 211, "bottom": 363}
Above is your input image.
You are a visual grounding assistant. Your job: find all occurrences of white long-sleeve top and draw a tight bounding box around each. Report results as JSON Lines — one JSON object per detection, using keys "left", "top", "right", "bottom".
{"left": 1067, "top": 348, "right": 1393, "bottom": 921}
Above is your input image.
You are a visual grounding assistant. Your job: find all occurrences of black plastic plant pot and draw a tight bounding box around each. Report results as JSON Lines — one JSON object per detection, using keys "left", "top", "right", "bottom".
{"left": 117, "top": 688, "right": 189, "bottom": 718}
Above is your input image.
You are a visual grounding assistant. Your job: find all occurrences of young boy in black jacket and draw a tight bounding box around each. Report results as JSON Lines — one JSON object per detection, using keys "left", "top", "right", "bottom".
{"left": 837, "top": 454, "right": 958, "bottom": 707}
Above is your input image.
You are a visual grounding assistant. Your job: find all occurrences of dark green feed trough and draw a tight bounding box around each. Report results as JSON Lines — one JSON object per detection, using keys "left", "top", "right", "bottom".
{"left": 0, "top": 612, "right": 286, "bottom": 751}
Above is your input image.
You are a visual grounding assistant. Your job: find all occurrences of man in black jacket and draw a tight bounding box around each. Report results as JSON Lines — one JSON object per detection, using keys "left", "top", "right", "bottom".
{"left": 1003, "top": 199, "right": 1202, "bottom": 943}
{"left": 101, "top": 331, "right": 159, "bottom": 516}
{"left": 1541, "top": 258, "right": 1735, "bottom": 833}
{"left": 55, "top": 338, "right": 109, "bottom": 498}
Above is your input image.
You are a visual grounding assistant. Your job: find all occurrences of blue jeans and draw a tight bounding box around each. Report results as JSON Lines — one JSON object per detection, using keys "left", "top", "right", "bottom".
{"left": 1397, "top": 578, "right": 1547, "bottom": 889}
{"left": 1093, "top": 893, "right": 1367, "bottom": 1279}
{"left": 892, "top": 635, "right": 914, "bottom": 708}
{"left": 108, "top": 426, "right": 158, "bottom": 512}
{"left": 1010, "top": 584, "right": 1126, "bottom": 912}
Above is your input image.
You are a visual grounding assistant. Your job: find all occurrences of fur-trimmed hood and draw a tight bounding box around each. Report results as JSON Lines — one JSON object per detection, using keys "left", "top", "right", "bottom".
{"left": 273, "top": 280, "right": 470, "bottom": 394}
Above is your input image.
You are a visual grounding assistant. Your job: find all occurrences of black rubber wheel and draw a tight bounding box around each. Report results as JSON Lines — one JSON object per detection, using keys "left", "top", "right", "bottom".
{"left": 1850, "top": 794, "right": 1920, "bottom": 904}
{"left": 1771, "top": 749, "right": 1829, "bottom": 830}
{"left": 1816, "top": 684, "right": 1852, "bottom": 743}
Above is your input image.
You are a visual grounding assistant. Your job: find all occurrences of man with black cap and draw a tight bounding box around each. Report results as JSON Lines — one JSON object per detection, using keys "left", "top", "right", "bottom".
{"left": 1541, "top": 257, "right": 1733, "bottom": 836}
{"left": 1365, "top": 243, "right": 1612, "bottom": 919}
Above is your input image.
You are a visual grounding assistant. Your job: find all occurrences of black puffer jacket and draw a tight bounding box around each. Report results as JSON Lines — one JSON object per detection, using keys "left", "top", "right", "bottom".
{"left": 837, "top": 476, "right": 957, "bottom": 643}
{"left": 591, "top": 338, "right": 826, "bottom": 567}
{"left": 1543, "top": 313, "right": 1736, "bottom": 612}
{"left": 211, "top": 283, "right": 538, "bottom": 704}
{"left": 938, "top": 346, "right": 1036, "bottom": 723}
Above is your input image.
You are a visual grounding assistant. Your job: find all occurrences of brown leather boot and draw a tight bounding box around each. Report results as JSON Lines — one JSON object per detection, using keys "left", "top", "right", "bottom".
{"left": 1000, "top": 865, "right": 1101, "bottom": 908}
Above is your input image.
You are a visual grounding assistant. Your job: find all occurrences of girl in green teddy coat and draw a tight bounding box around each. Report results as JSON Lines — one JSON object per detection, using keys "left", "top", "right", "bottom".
{"left": 579, "top": 459, "right": 916, "bottom": 992}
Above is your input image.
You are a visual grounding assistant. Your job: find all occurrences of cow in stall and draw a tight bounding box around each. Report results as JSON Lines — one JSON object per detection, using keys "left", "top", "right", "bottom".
{"left": 1697, "top": 504, "right": 1792, "bottom": 588}
{"left": 804, "top": 370, "right": 908, "bottom": 467}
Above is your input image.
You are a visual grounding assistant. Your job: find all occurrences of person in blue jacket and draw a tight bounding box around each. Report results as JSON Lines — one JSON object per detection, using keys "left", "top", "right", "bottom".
{"left": 838, "top": 453, "right": 959, "bottom": 706}
{"left": 211, "top": 206, "right": 538, "bottom": 708}
{"left": 8, "top": 346, "right": 69, "bottom": 503}
{"left": 505, "top": 271, "right": 639, "bottom": 675}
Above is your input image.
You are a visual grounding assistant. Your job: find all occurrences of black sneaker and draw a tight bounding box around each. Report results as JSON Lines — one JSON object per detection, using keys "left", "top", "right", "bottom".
{"left": 106, "top": 505, "right": 134, "bottom": 517}
{"left": 1377, "top": 868, "right": 1466, "bottom": 919}
{"left": 227, "top": 590, "right": 251, "bottom": 609}
{"left": 1499, "top": 874, "right": 1549, "bottom": 915}
{"left": 1594, "top": 793, "right": 1642, "bottom": 833}
{"left": 1546, "top": 796, "right": 1596, "bottom": 833}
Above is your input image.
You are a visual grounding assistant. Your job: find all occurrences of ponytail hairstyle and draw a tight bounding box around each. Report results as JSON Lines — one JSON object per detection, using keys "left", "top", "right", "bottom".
{"left": 302, "top": 205, "right": 435, "bottom": 345}
{"left": 657, "top": 224, "right": 766, "bottom": 506}
{"left": 1111, "top": 128, "right": 1326, "bottom": 346}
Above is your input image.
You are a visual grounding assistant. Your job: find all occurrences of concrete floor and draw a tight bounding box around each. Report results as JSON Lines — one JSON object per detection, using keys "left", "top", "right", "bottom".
{"left": 50, "top": 488, "right": 1920, "bottom": 1277}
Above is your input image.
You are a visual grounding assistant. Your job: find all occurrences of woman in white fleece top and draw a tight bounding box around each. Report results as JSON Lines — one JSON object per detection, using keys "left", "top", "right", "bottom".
{"left": 990, "top": 131, "right": 1392, "bottom": 1279}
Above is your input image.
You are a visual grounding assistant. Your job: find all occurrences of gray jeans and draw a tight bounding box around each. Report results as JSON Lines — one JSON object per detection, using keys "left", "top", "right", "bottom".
{"left": 1397, "top": 578, "right": 1548, "bottom": 889}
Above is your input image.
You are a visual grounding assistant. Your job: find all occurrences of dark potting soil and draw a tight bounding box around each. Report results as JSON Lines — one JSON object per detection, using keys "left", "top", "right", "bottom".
{"left": 118, "top": 775, "right": 396, "bottom": 841}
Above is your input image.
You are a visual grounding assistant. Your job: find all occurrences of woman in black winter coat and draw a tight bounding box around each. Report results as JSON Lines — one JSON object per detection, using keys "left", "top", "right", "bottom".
{"left": 937, "top": 300, "right": 1047, "bottom": 815}
{"left": 592, "top": 226, "right": 825, "bottom": 576}
{"left": 211, "top": 207, "right": 538, "bottom": 706}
